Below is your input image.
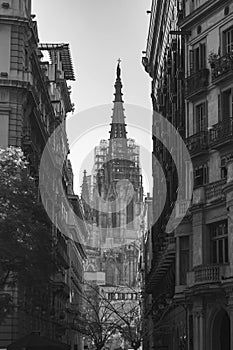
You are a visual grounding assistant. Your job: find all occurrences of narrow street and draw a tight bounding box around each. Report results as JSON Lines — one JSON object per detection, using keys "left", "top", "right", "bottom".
{"left": 0, "top": 1, "right": 233, "bottom": 350}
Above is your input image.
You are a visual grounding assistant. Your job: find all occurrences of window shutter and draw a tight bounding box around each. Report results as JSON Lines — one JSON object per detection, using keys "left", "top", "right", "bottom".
{"left": 189, "top": 50, "right": 194, "bottom": 75}
{"left": 194, "top": 47, "right": 200, "bottom": 72}
{"left": 222, "top": 30, "right": 226, "bottom": 55}
{"left": 204, "top": 100, "right": 208, "bottom": 130}
{"left": 200, "top": 43, "right": 206, "bottom": 69}
{"left": 218, "top": 94, "right": 221, "bottom": 121}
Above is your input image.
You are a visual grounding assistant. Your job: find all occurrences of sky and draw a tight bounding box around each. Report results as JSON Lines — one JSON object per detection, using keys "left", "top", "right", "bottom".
{"left": 33, "top": 0, "right": 153, "bottom": 195}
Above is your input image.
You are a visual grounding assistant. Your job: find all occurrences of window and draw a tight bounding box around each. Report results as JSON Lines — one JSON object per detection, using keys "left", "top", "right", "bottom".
{"left": 223, "top": 27, "right": 233, "bottom": 54}
{"left": 25, "top": 48, "right": 29, "bottom": 71}
{"left": 112, "top": 202, "right": 117, "bottom": 228}
{"left": 210, "top": 220, "right": 228, "bottom": 264}
{"left": 194, "top": 102, "right": 207, "bottom": 133}
{"left": 189, "top": 42, "right": 206, "bottom": 74}
{"left": 194, "top": 164, "right": 208, "bottom": 187}
{"left": 221, "top": 157, "right": 227, "bottom": 179}
{"left": 221, "top": 88, "right": 233, "bottom": 120}
{"left": 126, "top": 200, "right": 134, "bottom": 225}
{"left": 179, "top": 236, "right": 189, "bottom": 285}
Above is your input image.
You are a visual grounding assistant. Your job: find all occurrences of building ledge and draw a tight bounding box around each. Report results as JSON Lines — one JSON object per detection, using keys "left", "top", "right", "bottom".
{"left": 179, "top": 0, "right": 230, "bottom": 30}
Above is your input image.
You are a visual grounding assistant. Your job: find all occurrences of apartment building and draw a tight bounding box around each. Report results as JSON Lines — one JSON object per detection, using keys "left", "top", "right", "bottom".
{"left": 143, "top": 0, "right": 233, "bottom": 349}
{"left": 0, "top": 1, "right": 86, "bottom": 348}
{"left": 142, "top": 0, "right": 186, "bottom": 348}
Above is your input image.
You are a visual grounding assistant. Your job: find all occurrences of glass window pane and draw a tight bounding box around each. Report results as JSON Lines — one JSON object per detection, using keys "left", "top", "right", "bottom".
{"left": 213, "top": 241, "right": 217, "bottom": 263}
{"left": 219, "top": 240, "right": 223, "bottom": 263}
{"left": 225, "top": 238, "right": 229, "bottom": 263}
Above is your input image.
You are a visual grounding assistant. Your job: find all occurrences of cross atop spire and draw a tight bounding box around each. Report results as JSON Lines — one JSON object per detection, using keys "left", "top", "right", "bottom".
{"left": 114, "top": 60, "right": 123, "bottom": 103}
{"left": 117, "top": 59, "right": 121, "bottom": 79}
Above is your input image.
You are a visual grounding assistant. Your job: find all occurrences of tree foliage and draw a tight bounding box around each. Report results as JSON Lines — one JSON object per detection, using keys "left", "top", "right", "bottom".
{"left": 72, "top": 283, "right": 144, "bottom": 350}
{"left": 0, "top": 147, "right": 56, "bottom": 323}
{"left": 71, "top": 284, "right": 122, "bottom": 350}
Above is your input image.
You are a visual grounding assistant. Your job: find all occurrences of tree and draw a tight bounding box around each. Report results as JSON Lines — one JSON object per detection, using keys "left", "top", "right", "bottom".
{"left": 0, "top": 147, "right": 57, "bottom": 323}
{"left": 99, "top": 285, "right": 143, "bottom": 350}
{"left": 72, "top": 283, "right": 145, "bottom": 350}
{"left": 71, "top": 283, "right": 123, "bottom": 350}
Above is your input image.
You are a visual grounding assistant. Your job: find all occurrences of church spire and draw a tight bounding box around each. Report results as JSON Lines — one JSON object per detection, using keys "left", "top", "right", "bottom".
{"left": 110, "top": 60, "right": 127, "bottom": 140}
{"left": 114, "top": 59, "right": 123, "bottom": 103}
{"left": 81, "top": 170, "right": 91, "bottom": 221}
{"left": 81, "top": 170, "right": 90, "bottom": 201}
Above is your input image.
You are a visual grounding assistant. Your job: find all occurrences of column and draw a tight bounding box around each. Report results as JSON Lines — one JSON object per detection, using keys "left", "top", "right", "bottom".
{"left": 193, "top": 309, "right": 205, "bottom": 350}
{"left": 228, "top": 308, "right": 233, "bottom": 350}
{"left": 227, "top": 294, "right": 233, "bottom": 350}
{"left": 199, "top": 311, "right": 205, "bottom": 350}
{"left": 193, "top": 312, "right": 199, "bottom": 350}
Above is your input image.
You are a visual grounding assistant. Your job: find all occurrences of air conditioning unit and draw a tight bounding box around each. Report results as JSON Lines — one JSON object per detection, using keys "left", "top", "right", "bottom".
{"left": 2, "top": 2, "right": 10, "bottom": 9}
{"left": 0, "top": 72, "right": 8, "bottom": 77}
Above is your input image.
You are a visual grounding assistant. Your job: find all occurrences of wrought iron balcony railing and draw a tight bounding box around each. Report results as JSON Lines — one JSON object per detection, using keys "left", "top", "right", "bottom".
{"left": 185, "top": 68, "right": 209, "bottom": 98}
{"left": 185, "top": 131, "right": 208, "bottom": 156}
{"left": 209, "top": 118, "right": 233, "bottom": 146}
{"left": 211, "top": 53, "right": 233, "bottom": 82}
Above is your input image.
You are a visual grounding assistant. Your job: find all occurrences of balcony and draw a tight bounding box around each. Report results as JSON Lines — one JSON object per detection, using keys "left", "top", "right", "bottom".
{"left": 187, "top": 264, "right": 230, "bottom": 289}
{"left": 185, "top": 68, "right": 209, "bottom": 99}
{"left": 185, "top": 131, "right": 208, "bottom": 156}
{"left": 205, "top": 179, "right": 226, "bottom": 203}
{"left": 211, "top": 53, "right": 233, "bottom": 83}
{"left": 194, "top": 265, "right": 220, "bottom": 283}
{"left": 209, "top": 119, "right": 233, "bottom": 147}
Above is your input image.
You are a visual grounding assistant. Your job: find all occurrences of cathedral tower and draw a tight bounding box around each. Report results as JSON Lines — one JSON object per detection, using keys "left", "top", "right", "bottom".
{"left": 89, "top": 62, "right": 143, "bottom": 286}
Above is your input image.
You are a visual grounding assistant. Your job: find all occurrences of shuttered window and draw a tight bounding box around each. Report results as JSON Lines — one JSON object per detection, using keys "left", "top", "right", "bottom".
{"left": 194, "top": 102, "right": 207, "bottom": 133}
{"left": 223, "top": 26, "right": 233, "bottom": 54}
{"left": 189, "top": 42, "right": 206, "bottom": 74}
{"left": 210, "top": 220, "right": 228, "bottom": 264}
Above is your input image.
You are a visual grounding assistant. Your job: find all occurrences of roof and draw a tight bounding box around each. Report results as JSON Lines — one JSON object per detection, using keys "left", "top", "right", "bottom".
{"left": 39, "top": 43, "right": 75, "bottom": 81}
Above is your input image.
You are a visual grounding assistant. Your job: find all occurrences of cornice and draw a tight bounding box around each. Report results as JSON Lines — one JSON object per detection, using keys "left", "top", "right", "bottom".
{"left": 179, "top": 0, "right": 231, "bottom": 30}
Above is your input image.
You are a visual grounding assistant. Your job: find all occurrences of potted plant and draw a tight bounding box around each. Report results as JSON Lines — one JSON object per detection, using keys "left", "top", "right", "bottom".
{"left": 208, "top": 51, "right": 219, "bottom": 68}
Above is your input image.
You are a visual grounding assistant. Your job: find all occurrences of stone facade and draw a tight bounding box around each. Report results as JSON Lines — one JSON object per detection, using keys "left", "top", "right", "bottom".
{"left": 143, "top": 0, "right": 233, "bottom": 349}
{"left": 82, "top": 64, "right": 143, "bottom": 288}
{"left": 0, "top": 1, "right": 86, "bottom": 349}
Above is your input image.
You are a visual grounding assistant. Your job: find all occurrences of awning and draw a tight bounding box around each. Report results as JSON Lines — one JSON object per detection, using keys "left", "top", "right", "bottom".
{"left": 7, "top": 332, "right": 70, "bottom": 350}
